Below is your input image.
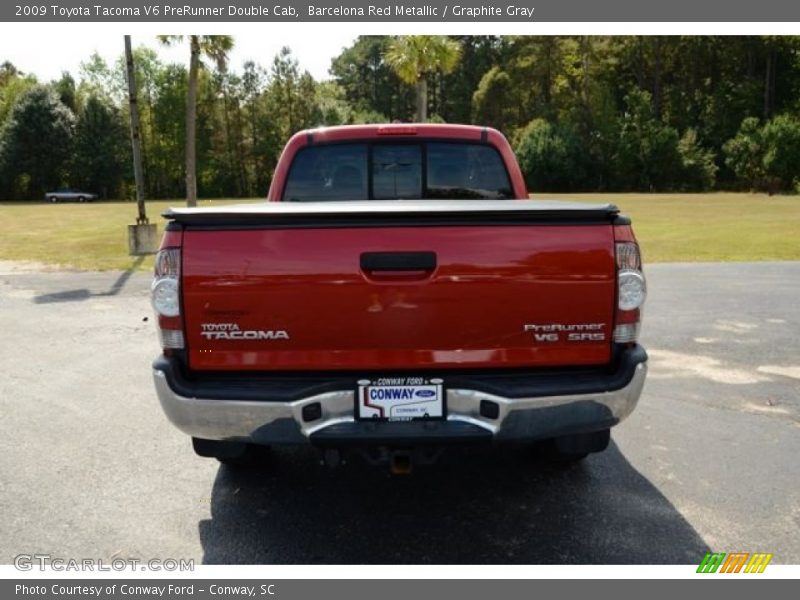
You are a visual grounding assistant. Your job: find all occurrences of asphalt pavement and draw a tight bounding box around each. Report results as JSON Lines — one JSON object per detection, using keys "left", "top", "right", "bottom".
{"left": 0, "top": 260, "right": 798, "bottom": 564}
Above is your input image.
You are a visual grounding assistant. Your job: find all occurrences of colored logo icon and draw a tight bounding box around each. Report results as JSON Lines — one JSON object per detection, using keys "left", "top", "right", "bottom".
{"left": 697, "top": 552, "right": 773, "bottom": 573}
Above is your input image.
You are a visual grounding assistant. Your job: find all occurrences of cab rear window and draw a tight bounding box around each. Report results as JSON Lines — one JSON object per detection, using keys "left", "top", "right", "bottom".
{"left": 282, "top": 143, "right": 368, "bottom": 201}
{"left": 282, "top": 142, "right": 513, "bottom": 201}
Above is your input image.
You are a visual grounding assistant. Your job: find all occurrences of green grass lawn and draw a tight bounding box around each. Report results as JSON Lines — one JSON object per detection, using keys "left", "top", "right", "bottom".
{"left": 0, "top": 198, "right": 249, "bottom": 271}
{"left": 538, "top": 193, "right": 800, "bottom": 263}
{"left": 0, "top": 193, "right": 798, "bottom": 271}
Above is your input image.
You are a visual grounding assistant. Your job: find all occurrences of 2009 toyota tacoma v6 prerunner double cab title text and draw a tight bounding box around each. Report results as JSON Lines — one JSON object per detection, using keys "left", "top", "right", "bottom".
{"left": 151, "top": 124, "right": 648, "bottom": 472}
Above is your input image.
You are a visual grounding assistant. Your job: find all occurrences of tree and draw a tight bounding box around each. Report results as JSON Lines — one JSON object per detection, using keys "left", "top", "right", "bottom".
{"left": 613, "top": 89, "right": 683, "bottom": 191}
{"left": 265, "top": 47, "right": 320, "bottom": 139}
{"left": 159, "top": 35, "right": 233, "bottom": 206}
{"left": 760, "top": 114, "right": 800, "bottom": 192}
{"left": 514, "top": 119, "right": 586, "bottom": 191}
{"left": 472, "top": 67, "right": 516, "bottom": 134}
{"left": 148, "top": 59, "right": 187, "bottom": 198}
{"left": 0, "top": 61, "right": 21, "bottom": 87}
{"left": 0, "top": 66, "right": 37, "bottom": 127}
{"left": 440, "top": 36, "right": 504, "bottom": 123}
{"left": 723, "top": 117, "right": 764, "bottom": 191}
{"left": 79, "top": 52, "right": 124, "bottom": 103}
{"left": 4, "top": 35, "right": 800, "bottom": 199}
{"left": 0, "top": 85, "right": 74, "bottom": 199}
{"left": 677, "top": 129, "right": 718, "bottom": 191}
{"left": 330, "top": 36, "right": 413, "bottom": 121}
{"left": 241, "top": 60, "right": 267, "bottom": 193}
{"left": 54, "top": 72, "right": 78, "bottom": 113}
{"left": 73, "top": 95, "right": 129, "bottom": 199}
{"left": 725, "top": 114, "right": 800, "bottom": 192}
{"left": 506, "top": 36, "right": 567, "bottom": 120}
{"left": 384, "top": 36, "right": 462, "bottom": 122}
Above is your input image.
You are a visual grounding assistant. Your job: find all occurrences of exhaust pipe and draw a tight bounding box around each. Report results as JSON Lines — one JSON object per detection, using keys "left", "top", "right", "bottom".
{"left": 390, "top": 450, "right": 413, "bottom": 475}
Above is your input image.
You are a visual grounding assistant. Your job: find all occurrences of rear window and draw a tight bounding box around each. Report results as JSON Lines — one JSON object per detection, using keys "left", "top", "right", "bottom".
{"left": 283, "top": 144, "right": 368, "bottom": 201}
{"left": 282, "top": 142, "right": 513, "bottom": 201}
{"left": 373, "top": 144, "right": 423, "bottom": 199}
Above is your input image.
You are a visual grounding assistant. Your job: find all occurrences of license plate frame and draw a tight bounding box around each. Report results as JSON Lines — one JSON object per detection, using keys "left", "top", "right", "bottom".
{"left": 356, "top": 377, "right": 445, "bottom": 422}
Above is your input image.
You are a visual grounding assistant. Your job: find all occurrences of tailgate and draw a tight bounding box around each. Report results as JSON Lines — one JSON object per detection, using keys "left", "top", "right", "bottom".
{"left": 177, "top": 202, "right": 617, "bottom": 372}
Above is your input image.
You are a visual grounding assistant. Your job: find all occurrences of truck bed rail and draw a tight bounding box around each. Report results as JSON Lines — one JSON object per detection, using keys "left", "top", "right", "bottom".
{"left": 163, "top": 199, "right": 622, "bottom": 228}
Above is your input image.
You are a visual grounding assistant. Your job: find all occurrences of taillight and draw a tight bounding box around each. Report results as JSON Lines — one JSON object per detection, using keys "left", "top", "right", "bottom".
{"left": 152, "top": 247, "right": 184, "bottom": 350}
{"left": 613, "top": 230, "right": 646, "bottom": 344}
{"left": 618, "top": 270, "right": 646, "bottom": 311}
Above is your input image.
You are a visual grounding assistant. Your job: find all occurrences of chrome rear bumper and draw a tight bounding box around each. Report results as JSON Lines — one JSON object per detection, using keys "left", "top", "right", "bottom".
{"left": 153, "top": 355, "right": 647, "bottom": 445}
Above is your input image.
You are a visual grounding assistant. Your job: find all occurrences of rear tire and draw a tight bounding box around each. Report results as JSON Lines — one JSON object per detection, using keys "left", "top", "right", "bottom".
{"left": 49, "top": 196, "right": 58, "bottom": 203}
{"left": 77, "top": 196, "right": 85, "bottom": 203}
{"left": 192, "top": 438, "right": 270, "bottom": 468}
{"left": 541, "top": 429, "right": 610, "bottom": 463}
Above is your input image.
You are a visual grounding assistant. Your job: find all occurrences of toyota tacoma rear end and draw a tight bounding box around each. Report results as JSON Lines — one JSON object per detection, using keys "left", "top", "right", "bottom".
{"left": 151, "top": 124, "right": 648, "bottom": 470}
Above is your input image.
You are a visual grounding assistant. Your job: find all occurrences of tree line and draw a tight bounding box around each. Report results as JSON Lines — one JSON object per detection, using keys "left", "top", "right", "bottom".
{"left": 1, "top": 35, "right": 799, "bottom": 201}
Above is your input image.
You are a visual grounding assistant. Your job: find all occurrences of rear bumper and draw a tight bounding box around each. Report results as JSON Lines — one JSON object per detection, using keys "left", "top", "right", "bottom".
{"left": 152, "top": 346, "right": 647, "bottom": 446}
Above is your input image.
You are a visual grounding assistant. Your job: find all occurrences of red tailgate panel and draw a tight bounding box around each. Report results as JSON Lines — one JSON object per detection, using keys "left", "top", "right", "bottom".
{"left": 182, "top": 226, "right": 615, "bottom": 371}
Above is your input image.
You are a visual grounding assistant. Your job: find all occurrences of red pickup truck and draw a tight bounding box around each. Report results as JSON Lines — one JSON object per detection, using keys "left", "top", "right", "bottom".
{"left": 151, "top": 124, "right": 647, "bottom": 471}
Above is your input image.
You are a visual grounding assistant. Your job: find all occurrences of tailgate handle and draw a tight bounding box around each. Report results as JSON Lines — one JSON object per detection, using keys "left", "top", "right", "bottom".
{"left": 360, "top": 252, "right": 437, "bottom": 272}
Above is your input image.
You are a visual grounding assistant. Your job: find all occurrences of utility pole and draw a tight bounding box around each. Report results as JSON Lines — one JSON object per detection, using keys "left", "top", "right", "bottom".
{"left": 124, "top": 35, "right": 158, "bottom": 255}
{"left": 125, "top": 35, "right": 147, "bottom": 224}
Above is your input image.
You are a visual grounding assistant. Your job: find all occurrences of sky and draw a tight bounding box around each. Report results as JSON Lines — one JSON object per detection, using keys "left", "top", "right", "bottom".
{"left": 0, "top": 31, "right": 358, "bottom": 83}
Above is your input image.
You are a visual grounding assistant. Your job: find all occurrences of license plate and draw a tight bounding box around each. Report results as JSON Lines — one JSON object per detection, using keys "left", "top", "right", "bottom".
{"left": 357, "top": 377, "right": 444, "bottom": 421}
